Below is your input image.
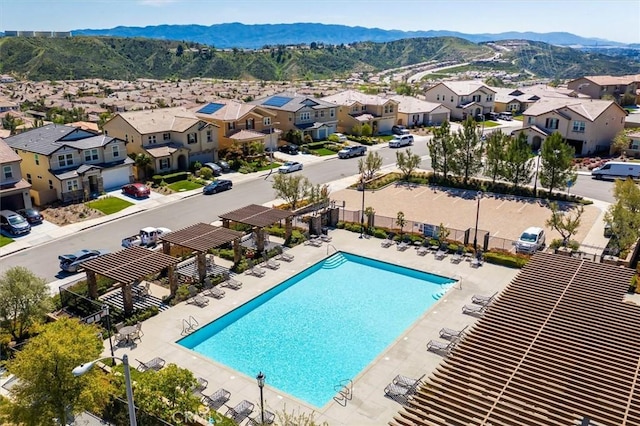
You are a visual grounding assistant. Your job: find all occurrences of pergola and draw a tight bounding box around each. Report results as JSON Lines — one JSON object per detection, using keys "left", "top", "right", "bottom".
{"left": 218, "top": 204, "right": 294, "bottom": 253}
{"left": 82, "top": 246, "right": 180, "bottom": 316}
{"left": 159, "top": 222, "right": 244, "bottom": 291}
{"left": 391, "top": 252, "right": 640, "bottom": 426}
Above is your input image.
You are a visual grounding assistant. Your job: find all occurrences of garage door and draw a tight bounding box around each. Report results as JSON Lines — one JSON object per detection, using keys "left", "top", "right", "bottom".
{"left": 101, "top": 166, "right": 131, "bottom": 190}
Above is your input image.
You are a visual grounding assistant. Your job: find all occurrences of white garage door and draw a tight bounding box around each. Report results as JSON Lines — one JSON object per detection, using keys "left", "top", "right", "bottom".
{"left": 101, "top": 166, "right": 130, "bottom": 190}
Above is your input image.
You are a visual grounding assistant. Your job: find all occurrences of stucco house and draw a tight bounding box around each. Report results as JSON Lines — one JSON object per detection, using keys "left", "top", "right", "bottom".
{"left": 250, "top": 92, "right": 339, "bottom": 141}
{"left": 321, "top": 90, "right": 397, "bottom": 135}
{"left": 387, "top": 95, "right": 450, "bottom": 127}
{"left": 4, "top": 124, "right": 132, "bottom": 205}
{"left": 512, "top": 98, "right": 627, "bottom": 155}
{"left": 0, "top": 137, "right": 32, "bottom": 211}
{"left": 490, "top": 85, "right": 572, "bottom": 114}
{"left": 567, "top": 75, "right": 640, "bottom": 103}
{"left": 192, "top": 100, "right": 278, "bottom": 151}
{"left": 423, "top": 81, "right": 496, "bottom": 121}
{"left": 103, "top": 107, "right": 218, "bottom": 174}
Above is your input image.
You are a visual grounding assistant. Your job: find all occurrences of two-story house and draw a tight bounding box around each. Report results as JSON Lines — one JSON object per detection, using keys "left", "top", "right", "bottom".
{"left": 490, "top": 85, "right": 572, "bottom": 114}
{"left": 321, "top": 90, "right": 397, "bottom": 135}
{"left": 0, "top": 137, "right": 32, "bottom": 211}
{"left": 103, "top": 107, "right": 218, "bottom": 174}
{"left": 424, "top": 82, "right": 496, "bottom": 121}
{"left": 4, "top": 124, "right": 132, "bottom": 205}
{"left": 250, "top": 92, "right": 339, "bottom": 141}
{"left": 387, "top": 94, "right": 450, "bottom": 127}
{"left": 192, "top": 100, "right": 277, "bottom": 152}
{"left": 567, "top": 75, "right": 640, "bottom": 103}
{"left": 512, "top": 98, "right": 627, "bottom": 155}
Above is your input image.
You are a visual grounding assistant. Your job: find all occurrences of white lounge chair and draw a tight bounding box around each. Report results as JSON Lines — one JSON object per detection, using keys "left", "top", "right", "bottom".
{"left": 220, "top": 272, "right": 242, "bottom": 289}
{"left": 262, "top": 255, "right": 280, "bottom": 270}
{"left": 276, "top": 246, "right": 294, "bottom": 262}
{"left": 450, "top": 247, "right": 464, "bottom": 263}
{"left": 245, "top": 260, "right": 266, "bottom": 277}
{"left": 186, "top": 285, "right": 210, "bottom": 307}
{"left": 434, "top": 243, "right": 448, "bottom": 260}
{"left": 426, "top": 339, "right": 457, "bottom": 354}
{"left": 393, "top": 373, "right": 425, "bottom": 389}
{"left": 304, "top": 234, "right": 323, "bottom": 247}
{"left": 472, "top": 291, "right": 498, "bottom": 305}
{"left": 462, "top": 304, "right": 487, "bottom": 315}
{"left": 381, "top": 235, "right": 394, "bottom": 248}
{"left": 439, "top": 325, "right": 468, "bottom": 340}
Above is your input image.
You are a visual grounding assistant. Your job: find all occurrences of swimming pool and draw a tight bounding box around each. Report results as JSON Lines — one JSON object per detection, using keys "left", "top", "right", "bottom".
{"left": 178, "top": 252, "right": 455, "bottom": 407}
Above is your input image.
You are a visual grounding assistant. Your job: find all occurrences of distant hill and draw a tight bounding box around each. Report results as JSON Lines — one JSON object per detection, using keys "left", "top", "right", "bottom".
{"left": 0, "top": 36, "right": 638, "bottom": 82}
{"left": 73, "top": 23, "right": 629, "bottom": 50}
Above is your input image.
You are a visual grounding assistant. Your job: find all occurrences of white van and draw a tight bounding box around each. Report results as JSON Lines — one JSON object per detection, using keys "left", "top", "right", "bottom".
{"left": 591, "top": 161, "right": 640, "bottom": 180}
{"left": 389, "top": 134, "right": 414, "bottom": 148}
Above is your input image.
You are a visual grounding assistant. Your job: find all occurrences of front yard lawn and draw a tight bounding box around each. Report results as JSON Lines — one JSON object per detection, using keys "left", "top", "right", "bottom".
{"left": 0, "top": 235, "right": 14, "bottom": 247}
{"left": 310, "top": 148, "right": 336, "bottom": 156}
{"left": 86, "top": 197, "right": 134, "bottom": 215}
{"left": 482, "top": 121, "right": 500, "bottom": 128}
{"left": 168, "top": 180, "right": 203, "bottom": 191}
{"left": 257, "top": 162, "right": 281, "bottom": 171}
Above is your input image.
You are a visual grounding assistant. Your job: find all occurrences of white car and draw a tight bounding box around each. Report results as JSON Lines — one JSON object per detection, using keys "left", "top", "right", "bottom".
{"left": 514, "top": 227, "right": 546, "bottom": 254}
{"left": 389, "top": 134, "right": 414, "bottom": 148}
{"left": 332, "top": 133, "right": 348, "bottom": 142}
{"left": 278, "top": 161, "right": 303, "bottom": 173}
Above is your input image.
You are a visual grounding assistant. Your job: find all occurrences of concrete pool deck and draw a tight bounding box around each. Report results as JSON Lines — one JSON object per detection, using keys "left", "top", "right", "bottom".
{"left": 101, "top": 229, "right": 519, "bottom": 425}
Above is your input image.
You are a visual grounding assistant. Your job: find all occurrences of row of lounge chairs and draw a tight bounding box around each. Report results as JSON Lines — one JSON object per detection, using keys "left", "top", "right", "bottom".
{"left": 199, "top": 389, "right": 275, "bottom": 425}
{"left": 304, "top": 233, "right": 332, "bottom": 247}
{"left": 382, "top": 236, "right": 482, "bottom": 266}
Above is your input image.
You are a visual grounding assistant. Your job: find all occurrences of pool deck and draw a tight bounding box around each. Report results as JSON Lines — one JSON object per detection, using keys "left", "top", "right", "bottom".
{"left": 101, "top": 230, "right": 519, "bottom": 425}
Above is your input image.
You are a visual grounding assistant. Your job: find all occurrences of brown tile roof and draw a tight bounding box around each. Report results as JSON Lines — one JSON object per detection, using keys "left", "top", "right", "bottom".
{"left": 82, "top": 246, "right": 180, "bottom": 284}
{"left": 0, "top": 138, "right": 21, "bottom": 163}
{"left": 229, "top": 129, "right": 266, "bottom": 141}
{"left": 391, "top": 252, "right": 640, "bottom": 426}
{"left": 219, "top": 204, "right": 293, "bottom": 228}
{"left": 160, "top": 222, "right": 244, "bottom": 252}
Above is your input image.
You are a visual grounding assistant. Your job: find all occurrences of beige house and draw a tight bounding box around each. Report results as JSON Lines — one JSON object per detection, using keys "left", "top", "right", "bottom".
{"left": 387, "top": 95, "right": 450, "bottom": 127}
{"left": 567, "top": 75, "right": 640, "bottom": 102}
{"left": 250, "top": 92, "right": 339, "bottom": 141}
{"left": 512, "top": 98, "right": 627, "bottom": 155}
{"left": 103, "top": 107, "right": 218, "bottom": 174}
{"left": 321, "top": 90, "right": 397, "bottom": 135}
{"left": 621, "top": 130, "right": 640, "bottom": 157}
{"left": 0, "top": 137, "right": 32, "bottom": 210}
{"left": 424, "top": 81, "right": 496, "bottom": 121}
{"left": 490, "top": 85, "right": 572, "bottom": 114}
{"left": 4, "top": 124, "right": 131, "bottom": 205}
{"left": 192, "top": 100, "right": 277, "bottom": 152}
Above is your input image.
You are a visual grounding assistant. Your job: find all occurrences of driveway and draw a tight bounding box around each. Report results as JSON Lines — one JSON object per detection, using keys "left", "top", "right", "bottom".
{"left": 105, "top": 188, "right": 166, "bottom": 204}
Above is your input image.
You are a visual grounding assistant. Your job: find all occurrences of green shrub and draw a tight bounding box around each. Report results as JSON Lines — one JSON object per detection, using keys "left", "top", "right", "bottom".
{"left": 484, "top": 250, "right": 529, "bottom": 268}
{"left": 199, "top": 167, "right": 213, "bottom": 180}
{"left": 549, "top": 238, "right": 580, "bottom": 251}
{"left": 373, "top": 228, "right": 388, "bottom": 239}
{"left": 151, "top": 172, "right": 189, "bottom": 185}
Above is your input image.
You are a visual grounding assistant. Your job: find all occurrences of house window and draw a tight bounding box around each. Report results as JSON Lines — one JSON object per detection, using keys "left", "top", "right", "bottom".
{"left": 330, "top": 109, "right": 335, "bottom": 117}
{"left": 389, "top": 105, "right": 394, "bottom": 112}
{"left": 472, "top": 95, "right": 481, "bottom": 102}
{"left": 3, "top": 165, "right": 12, "bottom": 179}
{"left": 48, "top": 179, "right": 53, "bottom": 189}
{"left": 163, "top": 132, "right": 171, "bottom": 140}
{"left": 300, "top": 112, "right": 310, "bottom": 121}
{"left": 486, "top": 95, "right": 493, "bottom": 101}
{"left": 384, "top": 105, "right": 388, "bottom": 114}
{"left": 149, "top": 135, "right": 157, "bottom": 144}
{"left": 631, "top": 140, "right": 640, "bottom": 150}
{"left": 361, "top": 105, "right": 366, "bottom": 111}
{"left": 351, "top": 106, "right": 359, "bottom": 113}
{"left": 320, "top": 110, "right": 325, "bottom": 117}
{"left": 246, "top": 118, "right": 255, "bottom": 129}
{"left": 160, "top": 158, "right": 170, "bottom": 169}
{"left": 66, "top": 179, "right": 79, "bottom": 191}
{"left": 112, "top": 145, "right": 120, "bottom": 158}
{"left": 572, "top": 121, "right": 586, "bottom": 133}
{"left": 84, "top": 149, "right": 99, "bottom": 161}
{"left": 437, "top": 94, "right": 440, "bottom": 101}
{"left": 263, "top": 117, "right": 272, "bottom": 126}
{"left": 58, "top": 153, "right": 73, "bottom": 168}
{"left": 26, "top": 173, "right": 32, "bottom": 184}
{"left": 314, "top": 111, "right": 318, "bottom": 118}
{"left": 34, "top": 154, "right": 39, "bottom": 165}
{"left": 187, "top": 133, "right": 197, "bottom": 144}
{"left": 451, "top": 96, "right": 454, "bottom": 102}
{"left": 206, "top": 130, "right": 212, "bottom": 142}
{"left": 527, "top": 117, "right": 534, "bottom": 125}
{"left": 545, "top": 118, "right": 559, "bottom": 129}
{"left": 227, "top": 122, "right": 236, "bottom": 131}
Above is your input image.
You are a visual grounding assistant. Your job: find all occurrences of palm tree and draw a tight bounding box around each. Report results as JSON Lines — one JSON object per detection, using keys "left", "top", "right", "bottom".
{"left": 134, "top": 153, "right": 153, "bottom": 181}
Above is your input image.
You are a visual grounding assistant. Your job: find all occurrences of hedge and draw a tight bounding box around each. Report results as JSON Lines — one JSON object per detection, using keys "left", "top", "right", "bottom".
{"left": 152, "top": 172, "right": 189, "bottom": 185}
{"left": 483, "top": 251, "right": 530, "bottom": 268}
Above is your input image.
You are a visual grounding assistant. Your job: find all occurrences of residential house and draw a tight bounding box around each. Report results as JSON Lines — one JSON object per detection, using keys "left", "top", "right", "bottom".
{"left": 387, "top": 95, "right": 450, "bottom": 127}
{"left": 423, "top": 81, "right": 496, "bottom": 121}
{"left": 192, "top": 100, "right": 277, "bottom": 152}
{"left": 0, "top": 137, "right": 32, "bottom": 211}
{"left": 512, "top": 98, "right": 627, "bottom": 155}
{"left": 622, "top": 130, "right": 640, "bottom": 158}
{"left": 567, "top": 75, "right": 640, "bottom": 103}
{"left": 250, "top": 92, "right": 339, "bottom": 141}
{"left": 0, "top": 96, "right": 19, "bottom": 113}
{"left": 103, "top": 107, "right": 218, "bottom": 174}
{"left": 321, "top": 90, "right": 397, "bottom": 135}
{"left": 490, "top": 85, "right": 571, "bottom": 114}
{"left": 4, "top": 124, "right": 131, "bottom": 205}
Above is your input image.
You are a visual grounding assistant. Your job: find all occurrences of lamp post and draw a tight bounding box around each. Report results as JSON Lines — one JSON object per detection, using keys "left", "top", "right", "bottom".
{"left": 532, "top": 150, "right": 541, "bottom": 197}
{"left": 73, "top": 354, "right": 137, "bottom": 426}
{"left": 359, "top": 173, "right": 366, "bottom": 239}
{"left": 256, "top": 371, "right": 265, "bottom": 425}
{"left": 473, "top": 191, "right": 483, "bottom": 254}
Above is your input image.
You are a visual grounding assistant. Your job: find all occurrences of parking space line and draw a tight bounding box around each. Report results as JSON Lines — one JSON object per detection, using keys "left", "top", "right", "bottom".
{"left": 496, "top": 200, "right": 507, "bottom": 210}
{"left": 413, "top": 188, "right": 430, "bottom": 198}
{"left": 518, "top": 203, "right": 528, "bottom": 213}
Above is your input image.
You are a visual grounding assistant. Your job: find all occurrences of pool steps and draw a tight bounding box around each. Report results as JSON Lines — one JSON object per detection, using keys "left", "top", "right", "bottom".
{"left": 322, "top": 253, "right": 348, "bottom": 269}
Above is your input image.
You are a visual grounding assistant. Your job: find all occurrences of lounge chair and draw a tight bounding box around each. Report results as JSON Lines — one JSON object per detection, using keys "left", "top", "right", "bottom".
{"left": 202, "top": 277, "right": 226, "bottom": 298}
{"left": 392, "top": 373, "right": 425, "bottom": 389}
{"left": 247, "top": 410, "right": 276, "bottom": 426}
{"left": 439, "top": 325, "right": 469, "bottom": 340}
{"left": 136, "top": 357, "right": 165, "bottom": 372}
{"left": 192, "top": 377, "right": 208, "bottom": 395}
{"left": 245, "top": 260, "right": 266, "bottom": 277}
{"left": 304, "top": 234, "right": 323, "bottom": 247}
{"left": 201, "top": 388, "right": 231, "bottom": 410}
{"left": 381, "top": 235, "right": 394, "bottom": 248}
{"left": 318, "top": 233, "right": 332, "bottom": 243}
{"left": 224, "top": 400, "right": 255, "bottom": 424}
{"left": 384, "top": 382, "right": 415, "bottom": 402}
{"left": 426, "top": 339, "right": 457, "bottom": 354}
{"left": 450, "top": 247, "right": 464, "bottom": 263}
{"left": 186, "top": 285, "right": 210, "bottom": 307}
{"left": 472, "top": 291, "right": 498, "bottom": 305}
{"left": 397, "top": 240, "right": 410, "bottom": 251}
{"left": 434, "top": 243, "right": 448, "bottom": 260}
{"left": 220, "top": 272, "right": 242, "bottom": 290}
{"left": 462, "top": 304, "right": 488, "bottom": 315}
{"left": 417, "top": 242, "right": 429, "bottom": 256}
{"left": 262, "top": 254, "right": 281, "bottom": 270}
{"left": 275, "top": 246, "right": 294, "bottom": 262}
{"left": 471, "top": 250, "right": 484, "bottom": 268}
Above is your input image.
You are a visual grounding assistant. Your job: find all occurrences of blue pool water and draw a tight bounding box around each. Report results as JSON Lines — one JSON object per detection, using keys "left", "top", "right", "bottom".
{"left": 178, "top": 252, "right": 455, "bottom": 407}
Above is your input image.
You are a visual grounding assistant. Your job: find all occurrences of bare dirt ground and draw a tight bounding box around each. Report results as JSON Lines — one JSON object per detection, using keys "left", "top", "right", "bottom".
{"left": 40, "top": 204, "right": 104, "bottom": 226}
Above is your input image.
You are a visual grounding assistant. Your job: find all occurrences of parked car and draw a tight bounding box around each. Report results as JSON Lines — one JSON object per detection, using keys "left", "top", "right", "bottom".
{"left": 392, "top": 125, "right": 410, "bottom": 135}
{"left": 278, "top": 161, "right": 303, "bottom": 173}
{"left": 332, "top": 133, "right": 348, "bottom": 142}
{"left": 17, "top": 208, "right": 43, "bottom": 225}
{"left": 202, "top": 162, "right": 222, "bottom": 176}
{"left": 0, "top": 209, "right": 31, "bottom": 235}
{"left": 389, "top": 134, "right": 414, "bottom": 148}
{"left": 278, "top": 144, "right": 300, "bottom": 155}
{"left": 121, "top": 183, "right": 150, "bottom": 198}
{"left": 591, "top": 161, "right": 640, "bottom": 180}
{"left": 203, "top": 179, "right": 233, "bottom": 194}
{"left": 215, "top": 160, "right": 231, "bottom": 172}
{"left": 514, "top": 227, "right": 546, "bottom": 254}
{"left": 338, "top": 145, "right": 367, "bottom": 159}
{"left": 485, "top": 112, "right": 499, "bottom": 120}
{"left": 498, "top": 112, "right": 513, "bottom": 121}
{"left": 59, "top": 249, "right": 110, "bottom": 273}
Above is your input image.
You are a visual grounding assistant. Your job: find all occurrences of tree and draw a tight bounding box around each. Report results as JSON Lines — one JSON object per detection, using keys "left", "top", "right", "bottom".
{"left": 0, "top": 266, "right": 51, "bottom": 341}
{"left": 361, "top": 123, "right": 372, "bottom": 137}
{"left": 545, "top": 202, "right": 584, "bottom": 247}
{"left": 450, "top": 116, "right": 483, "bottom": 183}
{"left": 396, "top": 211, "right": 406, "bottom": 237}
{"left": 611, "top": 130, "right": 630, "bottom": 156}
{"left": 396, "top": 148, "right": 421, "bottom": 181}
{"left": 428, "top": 120, "right": 455, "bottom": 179}
{"left": 358, "top": 151, "right": 383, "bottom": 181}
{"left": 307, "top": 183, "right": 330, "bottom": 214}
{"left": 176, "top": 44, "right": 184, "bottom": 56}
{"left": 3, "top": 318, "right": 113, "bottom": 425}
{"left": 538, "top": 132, "right": 575, "bottom": 196}
{"left": 484, "top": 130, "right": 507, "bottom": 183}
{"left": 272, "top": 174, "right": 311, "bottom": 210}
{"left": 394, "top": 83, "right": 413, "bottom": 96}
{"left": 134, "top": 153, "right": 153, "bottom": 181}
{"left": 501, "top": 132, "right": 533, "bottom": 188}
{"left": 605, "top": 177, "right": 640, "bottom": 252}
{"left": 352, "top": 124, "right": 362, "bottom": 136}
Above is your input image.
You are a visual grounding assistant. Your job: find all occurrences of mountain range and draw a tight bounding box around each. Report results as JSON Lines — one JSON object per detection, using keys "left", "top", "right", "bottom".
{"left": 73, "top": 23, "right": 630, "bottom": 50}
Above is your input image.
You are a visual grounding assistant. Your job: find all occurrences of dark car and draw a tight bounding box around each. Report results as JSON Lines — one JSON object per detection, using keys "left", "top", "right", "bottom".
{"left": 485, "top": 112, "right": 499, "bottom": 121}
{"left": 59, "top": 249, "right": 110, "bottom": 273}
{"left": 392, "top": 125, "right": 410, "bottom": 135}
{"left": 202, "top": 162, "right": 222, "bottom": 176}
{"left": 278, "top": 144, "right": 299, "bottom": 155}
{"left": 122, "top": 183, "right": 150, "bottom": 198}
{"left": 215, "top": 160, "right": 231, "bottom": 172}
{"left": 203, "top": 179, "right": 233, "bottom": 194}
{"left": 17, "top": 208, "right": 43, "bottom": 225}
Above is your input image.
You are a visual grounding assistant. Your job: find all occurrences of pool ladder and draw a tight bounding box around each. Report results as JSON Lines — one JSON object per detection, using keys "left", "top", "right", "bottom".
{"left": 181, "top": 316, "right": 199, "bottom": 335}
{"left": 333, "top": 379, "right": 353, "bottom": 406}
{"left": 326, "top": 244, "right": 337, "bottom": 255}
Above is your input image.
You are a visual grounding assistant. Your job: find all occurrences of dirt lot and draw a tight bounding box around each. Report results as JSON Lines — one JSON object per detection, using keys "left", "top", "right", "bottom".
{"left": 331, "top": 183, "right": 601, "bottom": 245}
{"left": 40, "top": 203, "right": 105, "bottom": 226}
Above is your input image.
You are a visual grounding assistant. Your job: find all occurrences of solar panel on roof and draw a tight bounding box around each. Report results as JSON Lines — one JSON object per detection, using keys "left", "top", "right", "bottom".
{"left": 197, "top": 103, "right": 225, "bottom": 114}
{"left": 262, "top": 96, "right": 292, "bottom": 107}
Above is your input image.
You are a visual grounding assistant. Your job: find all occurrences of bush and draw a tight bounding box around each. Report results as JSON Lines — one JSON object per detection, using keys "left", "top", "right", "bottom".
{"left": 372, "top": 228, "right": 388, "bottom": 239}
{"left": 151, "top": 172, "right": 189, "bottom": 185}
{"left": 548, "top": 238, "right": 580, "bottom": 251}
{"left": 483, "top": 250, "right": 529, "bottom": 268}
{"left": 199, "top": 167, "right": 213, "bottom": 180}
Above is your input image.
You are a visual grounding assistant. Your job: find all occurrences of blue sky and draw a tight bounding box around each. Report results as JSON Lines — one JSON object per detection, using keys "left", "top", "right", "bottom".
{"left": 1, "top": 0, "right": 639, "bottom": 43}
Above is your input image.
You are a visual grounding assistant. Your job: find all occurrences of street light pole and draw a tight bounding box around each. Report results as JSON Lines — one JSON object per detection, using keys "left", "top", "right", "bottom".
{"left": 73, "top": 354, "right": 137, "bottom": 426}
{"left": 533, "top": 150, "right": 541, "bottom": 197}
{"left": 473, "top": 191, "right": 483, "bottom": 254}
{"left": 360, "top": 174, "right": 366, "bottom": 239}
{"left": 256, "top": 371, "right": 265, "bottom": 425}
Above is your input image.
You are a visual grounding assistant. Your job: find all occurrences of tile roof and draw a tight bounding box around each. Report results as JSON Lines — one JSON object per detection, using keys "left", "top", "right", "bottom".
{"left": 252, "top": 92, "right": 338, "bottom": 112}
{"left": 0, "top": 138, "right": 21, "bottom": 163}
{"left": 192, "top": 99, "right": 267, "bottom": 121}
{"left": 145, "top": 143, "right": 186, "bottom": 158}
{"left": 581, "top": 75, "right": 640, "bottom": 86}
{"left": 387, "top": 95, "right": 446, "bottom": 113}
{"left": 322, "top": 89, "right": 397, "bottom": 106}
{"left": 4, "top": 123, "right": 93, "bottom": 155}
{"left": 116, "top": 107, "right": 203, "bottom": 134}
{"left": 433, "top": 81, "right": 497, "bottom": 96}
{"left": 228, "top": 129, "right": 266, "bottom": 141}
{"left": 391, "top": 253, "right": 639, "bottom": 426}
{"left": 523, "top": 98, "right": 621, "bottom": 122}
